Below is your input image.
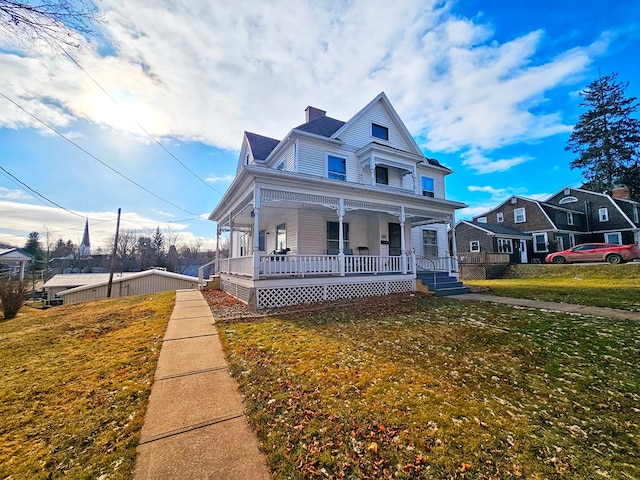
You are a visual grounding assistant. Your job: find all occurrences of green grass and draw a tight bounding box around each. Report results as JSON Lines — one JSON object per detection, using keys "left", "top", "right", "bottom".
{"left": 219, "top": 293, "right": 640, "bottom": 479}
{"left": 466, "top": 263, "right": 640, "bottom": 311}
{"left": 0, "top": 292, "right": 174, "bottom": 479}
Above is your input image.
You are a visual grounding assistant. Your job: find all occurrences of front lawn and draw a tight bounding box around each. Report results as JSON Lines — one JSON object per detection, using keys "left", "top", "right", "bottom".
{"left": 0, "top": 292, "right": 174, "bottom": 479}
{"left": 466, "top": 264, "right": 640, "bottom": 311}
{"left": 219, "top": 293, "right": 639, "bottom": 479}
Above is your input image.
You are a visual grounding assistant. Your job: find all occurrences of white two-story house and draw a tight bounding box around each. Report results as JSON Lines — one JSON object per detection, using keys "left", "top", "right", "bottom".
{"left": 209, "top": 92, "right": 467, "bottom": 309}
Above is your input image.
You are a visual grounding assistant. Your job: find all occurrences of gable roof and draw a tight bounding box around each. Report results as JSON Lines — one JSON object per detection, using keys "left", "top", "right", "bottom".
{"left": 457, "top": 220, "right": 531, "bottom": 238}
{"left": 0, "top": 248, "right": 35, "bottom": 261}
{"left": 245, "top": 132, "right": 280, "bottom": 161}
{"left": 331, "top": 92, "right": 424, "bottom": 157}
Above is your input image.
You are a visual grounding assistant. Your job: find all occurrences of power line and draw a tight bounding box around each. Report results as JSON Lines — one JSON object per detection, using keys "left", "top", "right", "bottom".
{"left": 0, "top": 91, "right": 199, "bottom": 216}
{"left": 62, "top": 48, "right": 225, "bottom": 197}
{"left": 0, "top": 165, "right": 89, "bottom": 219}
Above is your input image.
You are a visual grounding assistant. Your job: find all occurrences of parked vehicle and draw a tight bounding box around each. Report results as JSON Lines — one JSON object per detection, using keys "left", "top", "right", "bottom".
{"left": 545, "top": 243, "right": 640, "bottom": 265}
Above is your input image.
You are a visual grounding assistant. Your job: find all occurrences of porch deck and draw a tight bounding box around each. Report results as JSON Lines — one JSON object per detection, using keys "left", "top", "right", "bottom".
{"left": 202, "top": 254, "right": 459, "bottom": 310}
{"left": 217, "top": 253, "right": 458, "bottom": 279}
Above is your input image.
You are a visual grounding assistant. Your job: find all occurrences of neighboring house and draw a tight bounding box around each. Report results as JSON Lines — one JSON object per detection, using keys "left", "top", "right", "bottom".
{"left": 469, "top": 186, "right": 640, "bottom": 262}
{"left": 455, "top": 221, "right": 532, "bottom": 264}
{"left": 0, "top": 248, "right": 34, "bottom": 281}
{"left": 209, "top": 92, "right": 468, "bottom": 309}
{"left": 44, "top": 269, "right": 199, "bottom": 305}
{"left": 544, "top": 187, "right": 640, "bottom": 248}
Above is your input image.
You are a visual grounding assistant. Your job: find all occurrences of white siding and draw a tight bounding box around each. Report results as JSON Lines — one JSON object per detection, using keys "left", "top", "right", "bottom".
{"left": 338, "top": 100, "right": 416, "bottom": 152}
{"left": 417, "top": 167, "right": 446, "bottom": 199}
{"left": 273, "top": 143, "right": 296, "bottom": 171}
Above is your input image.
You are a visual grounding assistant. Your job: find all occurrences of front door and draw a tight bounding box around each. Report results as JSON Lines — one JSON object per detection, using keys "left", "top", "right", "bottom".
{"left": 388, "top": 223, "right": 402, "bottom": 256}
{"left": 519, "top": 240, "right": 528, "bottom": 263}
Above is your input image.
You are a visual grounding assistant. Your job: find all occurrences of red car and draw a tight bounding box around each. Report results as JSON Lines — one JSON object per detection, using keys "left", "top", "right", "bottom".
{"left": 545, "top": 243, "right": 640, "bottom": 264}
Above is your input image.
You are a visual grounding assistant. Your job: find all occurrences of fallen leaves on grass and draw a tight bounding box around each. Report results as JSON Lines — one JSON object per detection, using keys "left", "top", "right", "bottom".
{"left": 219, "top": 293, "right": 640, "bottom": 479}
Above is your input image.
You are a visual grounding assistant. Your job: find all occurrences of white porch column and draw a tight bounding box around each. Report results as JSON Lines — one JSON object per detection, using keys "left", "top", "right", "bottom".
{"left": 19, "top": 261, "right": 26, "bottom": 282}
{"left": 369, "top": 156, "right": 376, "bottom": 186}
{"left": 227, "top": 212, "right": 233, "bottom": 274}
{"left": 400, "top": 206, "right": 407, "bottom": 274}
{"left": 450, "top": 215, "right": 459, "bottom": 273}
{"left": 216, "top": 227, "right": 221, "bottom": 274}
{"left": 338, "top": 198, "right": 345, "bottom": 277}
{"left": 252, "top": 188, "right": 261, "bottom": 280}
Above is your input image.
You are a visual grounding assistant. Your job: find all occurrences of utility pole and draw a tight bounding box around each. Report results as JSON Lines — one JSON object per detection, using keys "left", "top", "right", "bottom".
{"left": 107, "top": 208, "right": 121, "bottom": 298}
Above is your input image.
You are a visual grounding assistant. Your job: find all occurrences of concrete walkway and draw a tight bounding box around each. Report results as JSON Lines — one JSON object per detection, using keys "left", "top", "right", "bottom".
{"left": 451, "top": 293, "right": 640, "bottom": 321}
{"left": 134, "top": 289, "right": 270, "bottom": 480}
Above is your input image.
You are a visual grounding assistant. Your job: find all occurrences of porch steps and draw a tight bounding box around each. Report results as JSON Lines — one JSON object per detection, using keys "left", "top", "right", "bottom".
{"left": 417, "top": 270, "right": 471, "bottom": 297}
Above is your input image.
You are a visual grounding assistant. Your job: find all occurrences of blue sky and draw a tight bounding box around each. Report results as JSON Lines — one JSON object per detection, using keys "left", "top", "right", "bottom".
{"left": 1, "top": 0, "right": 639, "bottom": 251}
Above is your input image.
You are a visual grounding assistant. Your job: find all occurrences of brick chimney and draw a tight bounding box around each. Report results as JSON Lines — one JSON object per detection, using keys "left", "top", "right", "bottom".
{"left": 305, "top": 106, "right": 326, "bottom": 123}
{"left": 612, "top": 185, "right": 631, "bottom": 200}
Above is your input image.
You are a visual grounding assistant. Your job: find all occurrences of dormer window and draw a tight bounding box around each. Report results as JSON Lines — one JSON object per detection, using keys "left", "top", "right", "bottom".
{"left": 371, "top": 123, "right": 389, "bottom": 141}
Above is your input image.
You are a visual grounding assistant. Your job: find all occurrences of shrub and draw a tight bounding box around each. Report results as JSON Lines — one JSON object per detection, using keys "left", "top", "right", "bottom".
{"left": 0, "top": 280, "right": 28, "bottom": 320}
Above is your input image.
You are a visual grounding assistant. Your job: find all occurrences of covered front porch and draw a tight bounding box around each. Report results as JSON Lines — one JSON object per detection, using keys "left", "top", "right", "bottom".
{"left": 210, "top": 181, "right": 462, "bottom": 308}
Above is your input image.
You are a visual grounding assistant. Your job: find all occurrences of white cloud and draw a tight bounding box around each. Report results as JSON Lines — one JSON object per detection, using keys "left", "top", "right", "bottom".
{"left": 461, "top": 150, "right": 532, "bottom": 174}
{"left": 152, "top": 209, "right": 175, "bottom": 218}
{"left": 0, "top": 186, "right": 29, "bottom": 200}
{"left": 467, "top": 185, "right": 527, "bottom": 200}
{"left": 0, "top": 200, "right": 214, "bottom": 250}
{"left": 205, "top": 174, "right": 235, "bottom": 183}
{"left": 0, "top": 0, "right": 598, "bottom": 159}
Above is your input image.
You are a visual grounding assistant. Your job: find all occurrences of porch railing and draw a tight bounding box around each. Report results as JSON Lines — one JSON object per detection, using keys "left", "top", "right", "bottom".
{"left": 457, "top": 252, "right": 510, "bottom": 265}
{"left": 415, "top": 255, "right": 459, "bottom": 272}
{"left": 217, "top": 254, "right": 416, "bottom": 278}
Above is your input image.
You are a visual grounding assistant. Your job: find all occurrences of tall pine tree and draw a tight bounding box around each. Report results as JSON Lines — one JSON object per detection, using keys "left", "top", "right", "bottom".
{"left": 565, "top": 73, "right": 640, "bottom": 200}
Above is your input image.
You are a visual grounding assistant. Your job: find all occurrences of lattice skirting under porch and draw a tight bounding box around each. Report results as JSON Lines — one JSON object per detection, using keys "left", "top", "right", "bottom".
{"left": 255, "top": 280, "right": 414, "bottom": 309}
{"left": 220, "top": 279, "right": 253, "bottom": 304}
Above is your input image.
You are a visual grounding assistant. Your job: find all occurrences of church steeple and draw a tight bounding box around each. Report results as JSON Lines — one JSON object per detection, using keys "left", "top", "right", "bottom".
{"left": 79, "top": 219, "right": 91, "bottom": 257}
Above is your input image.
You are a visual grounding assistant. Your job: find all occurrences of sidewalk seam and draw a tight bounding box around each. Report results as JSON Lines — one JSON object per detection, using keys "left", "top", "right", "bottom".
{"left": 155, "top": 366, "right": 228, "bottom": 381}
{"left": 138, "top": 413, "right": 246, "bottom": 446}
{"left": 163, "top": 333, "right": 218, "bottom": 341}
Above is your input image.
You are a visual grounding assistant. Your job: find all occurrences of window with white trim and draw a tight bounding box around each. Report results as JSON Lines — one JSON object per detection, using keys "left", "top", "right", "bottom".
{"left": 633, "top": 206, "right": 639, "bottom": 223}
{"left": 371, "top": 123, "right": 389, "bottom": 141}
{"left": 557, "top": 237, "right": 564, "bottom": 251}
{"left": 496, "top": 212, "right": 504, "bottom": 223}
{"left": 477, "top": 217, "right": 487, "bottom": 223}
{"left": 326, "top": 221, "right": 349, "bottom": 254}
{"left": 327, "top": 155, "right": 346, "bottom": 181}
{"left": 533, "top": 233, "right": 548, "bottom": 252}
{"left": 421, "top": 176, "right": 434, "bottom": 197}
{"left": 514, "top": 207, "right": 526, "bottom": 223}
{"left": 497, "top": 238, "right": 513, "bottom": 254}
{"left": 599, "top": 207, "right": 609, "bottom": 222}
{"left": 605, "top": 232, "right": 622, "bottom": 245}
{"left": 569, "top": 234, "right": 576, "bottom": 247}
{"left": 470, "top": 240, "right": 480, "bottom": 252}
{"left": 258, "top": 230, "right": 266, "bottom": 251}
{"left": 567, "top": 212, "right": 574, "bottom": 225}
{"left": 422, "top": 229, "right": 438, "bottom": 257}
{"left": 375, "top": 166, "right": 389, "bottom": 185}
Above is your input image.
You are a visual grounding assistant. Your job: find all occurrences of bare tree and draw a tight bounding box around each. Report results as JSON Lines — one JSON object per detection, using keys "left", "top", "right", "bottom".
{"left": 0, "top": 0, "right": 99, "bottom": 48}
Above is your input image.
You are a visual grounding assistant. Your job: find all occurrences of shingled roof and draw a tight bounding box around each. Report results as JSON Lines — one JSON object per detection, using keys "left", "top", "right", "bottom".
{"left": 294, "top": 115, "right": 346, "bottom": 137}
{"left": 458, "top": 220, "right": 531, "bottom": 237}
{"left": 245, "top": 132, "right": 280, "bottom": 161}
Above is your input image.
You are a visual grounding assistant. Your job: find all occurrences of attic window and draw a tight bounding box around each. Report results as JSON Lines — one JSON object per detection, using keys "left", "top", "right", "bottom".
{"left": 371, "top": 123, "right": 389, "bottom": 141}
{"left": 559, "top": 196, "right": 579, "bottom": 205}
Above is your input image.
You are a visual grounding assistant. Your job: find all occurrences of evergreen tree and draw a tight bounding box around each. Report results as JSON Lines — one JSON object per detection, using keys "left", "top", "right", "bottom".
{"left": 23, "top": 231, "right": 44, "bottom": 261}
{"left": 565, "top": 72, "right": 640, "bottom": 200}
{"left": 151, "top": 227, "right": 166, "bottom": 266}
